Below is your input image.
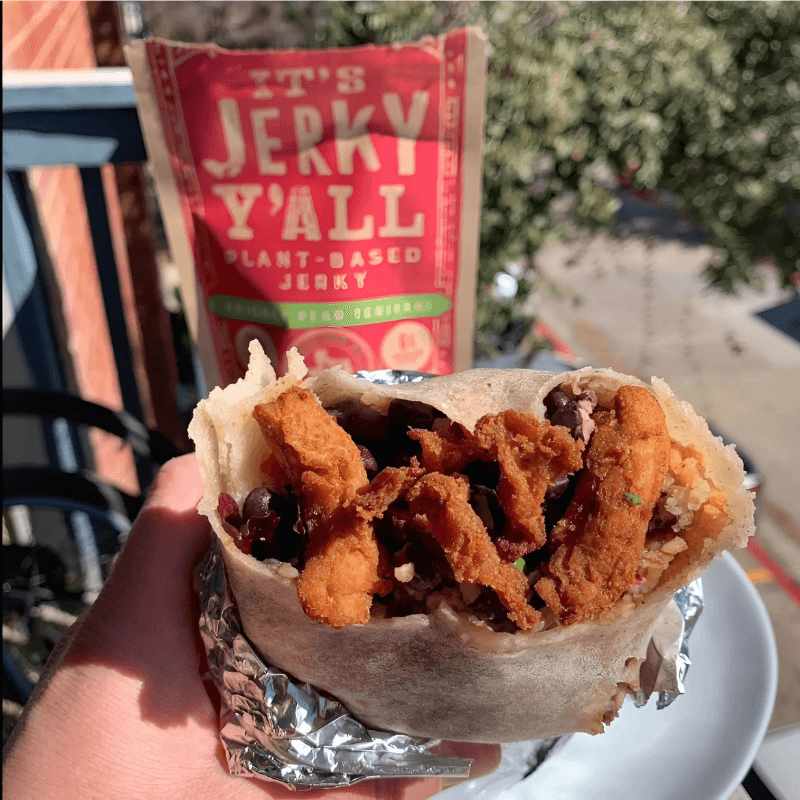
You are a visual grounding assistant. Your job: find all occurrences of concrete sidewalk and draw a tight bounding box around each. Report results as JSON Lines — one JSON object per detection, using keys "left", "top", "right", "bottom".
{"left": 526, "top": 229, "right": 800, "bottom": 732}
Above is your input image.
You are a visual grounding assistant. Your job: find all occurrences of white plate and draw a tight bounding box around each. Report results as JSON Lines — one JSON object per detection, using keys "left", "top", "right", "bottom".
{"left": 442, "top": 552, "right": 778, "bottom": 800}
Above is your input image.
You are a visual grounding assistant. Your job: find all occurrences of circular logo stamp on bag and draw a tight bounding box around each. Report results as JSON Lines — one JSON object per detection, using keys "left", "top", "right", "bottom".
{"left": 289, "top": 328, "right": 377, "bottom": 375}
{"left": 380, "top": 322, "right": 434, "bottom": 371}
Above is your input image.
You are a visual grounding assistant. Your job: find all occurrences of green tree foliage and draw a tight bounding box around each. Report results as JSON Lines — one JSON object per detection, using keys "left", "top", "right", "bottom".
{"left": 146, "top": 2, "right": 799, "bottom": 347}
{"left": 296, "top": 2, "right": 799, "bottom": 312}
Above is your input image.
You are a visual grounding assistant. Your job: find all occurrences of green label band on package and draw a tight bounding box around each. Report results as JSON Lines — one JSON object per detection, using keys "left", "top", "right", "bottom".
{"left": 207, "top": 294, "right": 453, "bottom": 330}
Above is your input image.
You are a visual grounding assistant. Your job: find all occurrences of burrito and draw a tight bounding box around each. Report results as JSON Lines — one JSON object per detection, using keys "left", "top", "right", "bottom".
{"left": 189, "top": 341, "right": 754, "bottom": 743}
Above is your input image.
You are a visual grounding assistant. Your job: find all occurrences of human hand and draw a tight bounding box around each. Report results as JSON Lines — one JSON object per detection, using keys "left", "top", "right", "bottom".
{"left": 3, "top": 454, "right": 500, "bottom": 799}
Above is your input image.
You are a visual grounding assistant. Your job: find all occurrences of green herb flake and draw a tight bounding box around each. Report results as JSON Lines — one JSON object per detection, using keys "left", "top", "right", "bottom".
{"left": 514, "top": 557, "right": 526, "bottom": 572}
{"left": 624, "top": 492, "right": 642, "bottom": 505}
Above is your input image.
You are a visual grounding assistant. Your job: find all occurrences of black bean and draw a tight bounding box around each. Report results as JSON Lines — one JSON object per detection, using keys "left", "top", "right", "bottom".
{"left": 545, "top": 475, "right": 571, "bottom": 502}
{"left": 543, "top": 475, "right": 578, "bottom": 533}
{"left": 357, "top": 443, "right": 379, "bottom": 479}
{"left": 273, "top": 521, "right": 305, "bottom": 565}
{"left": 550, "top": 404, "right": 583, "bottom": 438}
{"left": 325, "top": 400, "right": 351, "bottom": 422}
{"left": 462, "top": 460, "right": 501, "bottom": 491}
{"left": 652, "top": 510, "right": 678, "bottom": 530}
{"left": 359, "top": 432, "right": 422, "bottom": 471}
{"left": 326, "top": 399, "right": 393, "bottom": 438}
{"left": 410, "top": 537, "right": 454, "bottom": 590}
{"left": 387, "top": 399, "right": 445, "bottom": 431}
{"left": 250, "top": 538, "right": 271, "bottom": 561}
{"left": 648, "top": 499, "right": 679, "bottom": 537}
{"left": 468, "top": 590, "right": 514, "bottom": 626}
{"left": 469, "top": 485, "right": 504, "bottom": 537}
{"left": 543, "top": 387, "right": 571, "bottom": 415}
{"left": 242, "top": 486, "right": 279, "bottom": 521}
{"left": 249, "top": 501, "right": 306, "bottom": 565}
{"left": 221, "top": 487, "right": 307, "bottom": 563}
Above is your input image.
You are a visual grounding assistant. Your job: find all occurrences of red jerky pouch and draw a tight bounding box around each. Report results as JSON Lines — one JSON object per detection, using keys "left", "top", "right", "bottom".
{"left": 126, "top": 30, "right": 487, "bottom": 388}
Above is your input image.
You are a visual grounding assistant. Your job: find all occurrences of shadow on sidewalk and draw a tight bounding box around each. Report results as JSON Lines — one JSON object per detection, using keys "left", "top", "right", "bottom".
{"left": 756, "top": 297, "right": 800, "bottom": 344}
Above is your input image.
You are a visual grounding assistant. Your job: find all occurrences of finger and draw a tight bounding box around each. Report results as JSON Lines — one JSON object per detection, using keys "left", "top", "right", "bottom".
{"left": 443, "top": 742, "right": 502, "bottom": 779}
{"left": 138, "top": 451, "right": 209, "bottom": 568}
{"left": 435, "top": 742, "right": 502, "bottom": 791}
{"left": 66, "top": 454, "right": 211, "bottom": 666}
{"left": 98, "top": 453, "right": 209, "bottom": 608}
{"left": 356, "top": 776, "right": 441, "bottom": 800}
{"left": 145, "top": 452, "right": 205, "bottom": 514}
{"left": 50, "top": 454, "right": 220, "bottom": 728}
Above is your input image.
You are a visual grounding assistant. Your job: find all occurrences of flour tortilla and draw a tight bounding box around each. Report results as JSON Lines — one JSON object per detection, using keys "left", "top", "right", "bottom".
{"left": 188, "top": 341, "right": 754, "bottom": 743}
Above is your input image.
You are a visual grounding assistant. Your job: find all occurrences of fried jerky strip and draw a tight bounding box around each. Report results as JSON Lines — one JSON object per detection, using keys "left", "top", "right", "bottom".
{"left": 253, "top": 386, "right": 368, "bottom": 539}
{"left": 356, "top": 462, "right": 425, "bottom": 518}
{"left": 536, "top": 386, "right": 671, "bottom": 625}
{"left": 297, "top": 465, "right": 424, "bottom": 628}
{"left": 474, "top": 411, "right": 584, "bottom": 558}
{"left": 410, "top": 422, "right": 484, "bottom": 473}
{"left": 414, "top": 413, "right": 584, "bottom": 560}
{"left": 407, "top": 473, "right": 542, "bottom": 631}
{"left": 296, "top": 517, "right": 385, "bottom": 628}
{"left": 254, "top": 386, "right": 381, "bottom": 627}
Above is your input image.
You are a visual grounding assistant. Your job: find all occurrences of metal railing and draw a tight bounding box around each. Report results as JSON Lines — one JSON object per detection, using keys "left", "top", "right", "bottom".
{"left": 3, "top": 68, "right": 186, "bottom": 597}
{"left": 4, "top": 67, "right": 149, "bottom": 433}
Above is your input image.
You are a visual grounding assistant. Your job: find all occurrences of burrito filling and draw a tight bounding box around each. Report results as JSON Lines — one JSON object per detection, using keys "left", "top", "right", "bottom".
{"left": 218, "top": 382, "right": 727, "bottom": 632}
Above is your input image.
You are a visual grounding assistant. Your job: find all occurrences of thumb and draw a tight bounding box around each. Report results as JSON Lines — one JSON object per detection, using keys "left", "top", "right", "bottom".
{"left": 436, "top": 741, "right": 503, "bottom": 791}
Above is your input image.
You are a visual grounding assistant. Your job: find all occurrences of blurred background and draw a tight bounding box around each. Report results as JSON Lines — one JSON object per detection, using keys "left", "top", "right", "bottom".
{"left": 3, "top": 2, "right": 799, "bottom": 793}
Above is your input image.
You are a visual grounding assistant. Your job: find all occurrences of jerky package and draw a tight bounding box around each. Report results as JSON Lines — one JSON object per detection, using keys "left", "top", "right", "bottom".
{"left": 126, "top": 30, "right": 486, "bottom": 389}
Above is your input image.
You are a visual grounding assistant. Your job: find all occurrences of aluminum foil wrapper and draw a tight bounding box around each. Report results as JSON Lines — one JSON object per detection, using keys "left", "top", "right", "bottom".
{"left": 633, "top": 578, "right": 704, "bottom": 709}
{"left": 196, "top": 368, "right": 704, "bottom": 792}
{"left": 355, "top": 368, "right": 430, "bottom": 384}
{"left": 197, "top": 540, "right": 472, "bottom": 789}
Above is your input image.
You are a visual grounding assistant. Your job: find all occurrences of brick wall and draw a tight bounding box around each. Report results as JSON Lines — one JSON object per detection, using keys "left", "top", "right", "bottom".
{"left": 3, "top": 0, "right": 139, "bottom": 493}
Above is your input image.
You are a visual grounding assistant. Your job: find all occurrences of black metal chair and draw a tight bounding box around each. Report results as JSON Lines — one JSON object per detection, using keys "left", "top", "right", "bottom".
{"left": 4, "top": 388, "right": 183, "bottom": 530}
{"left": 3, "top": 388, "right": 187, "bottom": 716}
{"left": 3, "top": 387, "right": 187, "bottom": 589}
